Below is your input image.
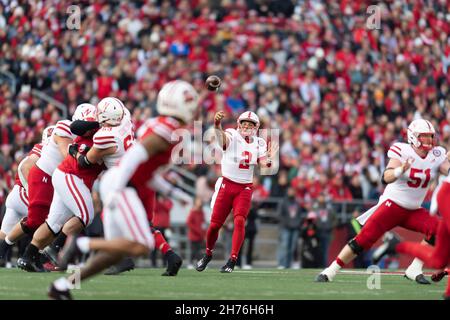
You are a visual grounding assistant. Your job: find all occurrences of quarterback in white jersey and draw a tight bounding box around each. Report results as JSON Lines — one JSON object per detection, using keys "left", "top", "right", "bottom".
{"left": 317, "top": 119, "right": 450, "bottom": 284}
{"left": 196, "top": 110, "right": 276, "bottom": 273}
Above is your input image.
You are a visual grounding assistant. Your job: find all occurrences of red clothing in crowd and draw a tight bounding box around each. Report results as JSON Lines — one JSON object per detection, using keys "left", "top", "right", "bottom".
{"left": 152, "top": 197, "right": 173, "bottom": 228}
{"left": 187, "top": 208, "right": 206, "bottom": 242}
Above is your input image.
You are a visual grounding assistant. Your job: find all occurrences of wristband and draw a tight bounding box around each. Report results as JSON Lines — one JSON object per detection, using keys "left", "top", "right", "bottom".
{"left": 394, "top": 166, "right": 403, "bottom": 178}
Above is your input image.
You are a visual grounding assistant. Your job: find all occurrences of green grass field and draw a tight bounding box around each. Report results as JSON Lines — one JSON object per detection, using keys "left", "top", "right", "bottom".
{"left": 0, "top": 268, "right": 445, "bottom": 300}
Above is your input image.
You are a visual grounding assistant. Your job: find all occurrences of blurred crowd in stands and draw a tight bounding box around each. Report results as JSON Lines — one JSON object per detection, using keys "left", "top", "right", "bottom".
{"left": 1, "top": 0, "right": 449, "bottom": 266}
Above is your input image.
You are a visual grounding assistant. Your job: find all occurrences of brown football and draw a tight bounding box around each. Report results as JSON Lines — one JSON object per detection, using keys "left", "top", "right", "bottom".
{"left": 206, "top": 75, "right": 222, "bottom": 91}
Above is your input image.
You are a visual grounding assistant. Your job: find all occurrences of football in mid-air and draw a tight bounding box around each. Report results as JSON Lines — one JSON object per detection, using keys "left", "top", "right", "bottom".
{"left": 206, "top": 75, "right": 222, "bottom": 91}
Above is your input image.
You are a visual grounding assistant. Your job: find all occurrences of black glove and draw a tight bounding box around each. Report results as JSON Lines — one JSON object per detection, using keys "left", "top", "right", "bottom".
{"left": 68, "top": 144, "right": 79, "bottom": 158}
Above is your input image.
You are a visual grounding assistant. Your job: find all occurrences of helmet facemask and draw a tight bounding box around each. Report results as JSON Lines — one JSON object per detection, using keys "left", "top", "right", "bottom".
{"left": 407, "top": 119, "right": 436, "bottom": 153}
{"left": 238, "top": 120, "right": 259, "bottom": 137}
{"left": 416, "top": 133, "right": 435, "bottom": 152}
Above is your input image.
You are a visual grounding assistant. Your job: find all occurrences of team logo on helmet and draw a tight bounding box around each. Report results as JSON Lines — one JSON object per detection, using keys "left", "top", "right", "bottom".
{"left": 79, "top": 144, "right": 87, "bottom": 153}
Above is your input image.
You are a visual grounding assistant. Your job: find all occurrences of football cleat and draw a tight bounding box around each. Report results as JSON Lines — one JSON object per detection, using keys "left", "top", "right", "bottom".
{"left": 17, "top": 257, "right": 49, "bottom": 272}
{"left": 195, "top": 254, "right": 212, "bottom": 272}
{"left": 43, "top": 261, "right": 61, "bottom": 272}
{"left": 161, "top": 251, "right": 182, "bottom": 276}
{"left": 58, "top": 235, "right": 81, "bottom": 271}
{"left": 315, "top": 274, "right": 330, "bottom": 282}
{"left": 42, "top": 246, "right": 60, "bottom": 267}
{"left": 431, "top": 269, "right": 449, "bottom": 282}
{"left": 104, "top": 258, "right": 135, "bottom": 275}
{"left": 403, "top": 273, "right": 431, "bottom": 285}
{"left": 48, "top": 283, "right": 73, "bottom": 300}
{"left": 220, "top": 258, "right": 237, "bottom": 273}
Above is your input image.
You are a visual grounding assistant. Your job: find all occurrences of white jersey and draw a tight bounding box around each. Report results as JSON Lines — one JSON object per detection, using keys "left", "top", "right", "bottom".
{"left": 382, "top": 142, "right": 446, "bottom": 209}
{"left": 220, "top": 128, "right": 267, "bottom": 184}
{"left": 93, "top": 118, "right": 134, "bottom": 168}
{"left": 36, "top": 120, "right": 76, "bottom": 175}
{"left": 357, "top": 142, "right": 446, "bottom": 225}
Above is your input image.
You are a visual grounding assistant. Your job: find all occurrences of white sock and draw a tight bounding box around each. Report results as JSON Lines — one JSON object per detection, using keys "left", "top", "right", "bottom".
{"left": 328, "top": 261, "right": 342, "bottom": 274}
{"left": 76, "top": 237, "right": 90, "bottom": 254}
{"left": 53, "top": 277, "right": 70, "bottom": 291}
{"left": 406, "top": 258, "right": 424, "bottom": 277}
{"left": 5, "top": 237, "right": 14, "bottom": 245}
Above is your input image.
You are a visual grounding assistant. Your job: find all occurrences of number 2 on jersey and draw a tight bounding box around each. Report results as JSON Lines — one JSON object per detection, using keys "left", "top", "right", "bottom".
{"left": 239, "top": 151, "right": 252, "bottom": 170}
{"left": 407, "top": 168, "right": 431, "bottom": 188}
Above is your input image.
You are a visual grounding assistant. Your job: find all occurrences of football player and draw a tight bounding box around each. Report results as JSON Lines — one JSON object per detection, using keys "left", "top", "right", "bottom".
{"left": 316, "top": 119, "right": 450, "bottom": 284}
{"left": 18, "top": 98, "right": 133, "bottom": 272}
{"left": 0, "top": 104, "right": 96, "bottom": 266}
{"left": 0, "top": 126, "right": 54, "bottom": 266}
{"left": 196, "top": 110, "right": 276, "bottom": 273}
{"left": 48, "top": 80, "right": 199, "bottom": 299}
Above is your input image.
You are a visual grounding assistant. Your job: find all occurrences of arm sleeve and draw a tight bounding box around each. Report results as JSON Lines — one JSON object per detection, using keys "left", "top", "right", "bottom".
{"left": 257, "top": 138, "right": 268, "bottom": 160}
{"left": 387, "top": 143, "right": 403, "bottom": 161}
{"left": 54, "top": 120, "right": 74, "bottom": 138}
{"left": 93, "top": 130, "right": 118, "bottom": 150}
{"left": 70, "top": 120, "right": 100, "bottom": 136}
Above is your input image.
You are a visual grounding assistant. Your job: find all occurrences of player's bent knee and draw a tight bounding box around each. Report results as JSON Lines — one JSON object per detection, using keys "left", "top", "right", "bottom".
{"left": 348, "top": 238, "right": 364, "bottom": 255}
{"left": 20, "top": 217, "right": 35, "bottom": 235}
{"left": 234, "top": 215, "right": 246, "bottom": 229}
{"left": 209, "top": 221, "right": 222, "bottom": 231}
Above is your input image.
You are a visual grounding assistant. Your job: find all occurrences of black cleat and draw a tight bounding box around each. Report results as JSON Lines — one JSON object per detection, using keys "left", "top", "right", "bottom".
{"left": 161, "top": 251, "right": 182, "bottom": 276}
{"left": 43, "top": 246, "right": 59, "bottom": 267}
{"left": 414, "top": 274, "right": 431, "bottom": 285}
{"left": 404, "top": 273, "right": 431, "bottom": 285}
{"left": 220, "top": 258, "right": 237, "bottom": 273}
{"left": 17, "top": 257, "right": 49, "bottom": 272}
{"left": 104, "top": 258, "right": 135, "bottom": 275}
{"left": 48, "top": 283, "right": 73, "bottom": 300}
{"left": 403, "top": 273, "right": 431, "bottom": 284}
{"left": 58, "top": 235, "right": 81, "bottom": 271}
{"left": 432, "top": 270, "right": 448, "bottom": 282}
{"left": 0, "top": 259, "right": 5, "bottom": 268}
{"left": 196, "top": 254, "right": 212, "bottom": 272}
{"left": 315, "top": 274, "right": 330, "bottom": 282}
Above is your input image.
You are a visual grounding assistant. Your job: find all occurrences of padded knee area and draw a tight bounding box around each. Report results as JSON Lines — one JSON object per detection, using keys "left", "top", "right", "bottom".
{"left": 209, "top": 221, "right": 222, "bottom": 232}
{"left": 348, "top": 238, "right": 364, "bottom": 255}
{"left": 20, "top": 217, "right": 34, "bottom": 235}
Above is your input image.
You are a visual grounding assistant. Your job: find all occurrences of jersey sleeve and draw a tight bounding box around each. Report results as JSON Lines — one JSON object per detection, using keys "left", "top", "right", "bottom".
{"left": 257, "top": 138, "right": 268, "bottom": 159}
{"left": 224, "top": 128, "right": 235, "bottom": 138}
{"left": 93, "top": 129, "right": 118, "bottom": 150}
{"left": 54, "top": 120, "right": 74, "bottom": 138}
{"left": 151, "top": 117, "right": 179, "bottom": 144}
{"left": 387, "top": 142, "right": 403, "bottom": 161}
{"left": 435, "top": 146, "right": 447, "bottom": 166}
{"left": 220, "top": 128, "right": 235, "bottom": 150}
{"left": 28, "top": 143, "right": 43, "bottom": 158}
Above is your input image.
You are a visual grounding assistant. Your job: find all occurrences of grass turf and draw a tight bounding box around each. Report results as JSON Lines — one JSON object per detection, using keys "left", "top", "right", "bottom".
{"left": 0, "top": 268, "right": 446, "bottom": 300}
